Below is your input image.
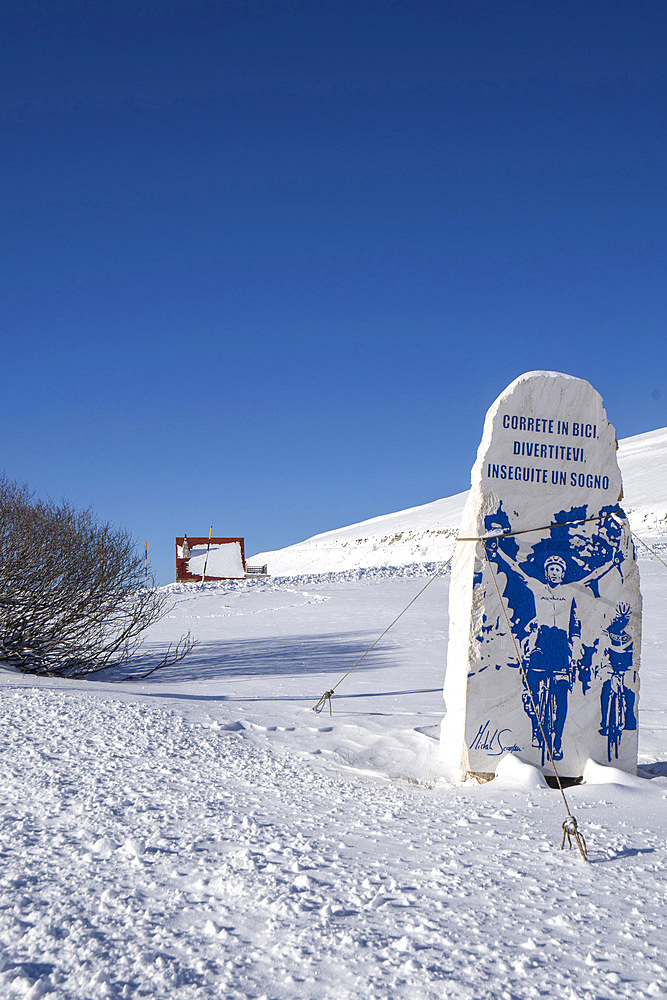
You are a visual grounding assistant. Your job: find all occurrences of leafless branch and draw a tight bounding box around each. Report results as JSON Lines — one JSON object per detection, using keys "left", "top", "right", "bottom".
{"left": 0, "top": 473, "right": 193, "bottom": 678}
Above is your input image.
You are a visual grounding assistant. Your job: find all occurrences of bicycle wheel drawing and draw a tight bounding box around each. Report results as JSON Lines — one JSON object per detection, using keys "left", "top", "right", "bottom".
{"left": 535, "top": 676, "right": 558, "bottom": 767}
{"left": 606, "top": 678, "right": 626, "bottom": 762}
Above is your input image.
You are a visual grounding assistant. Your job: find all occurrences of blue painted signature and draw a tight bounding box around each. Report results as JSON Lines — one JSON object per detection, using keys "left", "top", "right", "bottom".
{"left": 470, "top": 720, "right": 522, "bottom": 756}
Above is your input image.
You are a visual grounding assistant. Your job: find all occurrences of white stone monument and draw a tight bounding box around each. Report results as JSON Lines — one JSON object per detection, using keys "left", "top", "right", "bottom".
{"left": 440, "top": 371, "right": 641, "bottom": 780}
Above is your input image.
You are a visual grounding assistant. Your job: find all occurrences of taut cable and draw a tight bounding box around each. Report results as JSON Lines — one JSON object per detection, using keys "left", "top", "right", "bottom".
{"left": 482, "top": 540, "right": 588, "bottom": 862}
{"left": 312, "top": 559, "right": 452, "bottom": 715}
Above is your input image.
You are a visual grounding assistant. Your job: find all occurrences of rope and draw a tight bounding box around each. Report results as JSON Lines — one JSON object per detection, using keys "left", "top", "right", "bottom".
{"left": 458, "top": 512, "right": 606, "bottom": 543}
{"left": 312, "top": 558, "right": 452, "bottom": 714}
{"left": 562, "top": 815, "right": 587, "bottom": 856}
{"left": 313, "top": 689, "right": 334, "bottom": 716}
{"left": 481, "top": 540, "right": 588, "bottom": 862}
{"left": 611, "top": 514, "right": 667, "bottom": 570}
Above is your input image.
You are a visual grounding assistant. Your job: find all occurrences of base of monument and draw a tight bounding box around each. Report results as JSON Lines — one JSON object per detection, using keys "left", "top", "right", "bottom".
{"left": 466, "top": 771, "right": 496, "bottom": 784}
{"left": 543, "top": 774, "right": 583, "bottom": 789}
{"left": 468, "top": 770, "right": 584, "bottom": 788}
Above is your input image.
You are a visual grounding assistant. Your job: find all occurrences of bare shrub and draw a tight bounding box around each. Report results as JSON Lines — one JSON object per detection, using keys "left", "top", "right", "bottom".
{"left": 0, "top": 474, "right": 194, "bottom": 677}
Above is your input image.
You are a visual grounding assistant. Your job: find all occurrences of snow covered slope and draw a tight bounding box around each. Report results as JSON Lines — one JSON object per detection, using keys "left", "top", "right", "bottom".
{"left": 251, "top": 426, "right": 667, "bottom": 576}
{"left": 251, "top": 491, "right": 467, "bottom": 576}
{"left": 616, "top": 426, "right": 667, "bottom": 537}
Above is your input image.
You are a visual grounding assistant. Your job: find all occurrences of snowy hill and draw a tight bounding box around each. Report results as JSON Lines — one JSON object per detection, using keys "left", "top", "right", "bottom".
{"left": 615, "top": 425, "right": 667, "bottom": 536}
{"left": 251, "top": 426, "right": 667, "bottom": 576}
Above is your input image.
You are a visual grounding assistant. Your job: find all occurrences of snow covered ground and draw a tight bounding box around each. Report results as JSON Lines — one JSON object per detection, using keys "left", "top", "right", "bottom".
{"left": 1, "top": 427, "right": 667, "bottom": 999}
{"left": 1, "top": 561, "right": 666, "bottom": 998}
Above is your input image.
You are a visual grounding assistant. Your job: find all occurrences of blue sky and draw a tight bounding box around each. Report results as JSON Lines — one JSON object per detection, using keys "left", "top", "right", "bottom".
{"left": 2, "top": 0, "right": 666, "bottom": 584}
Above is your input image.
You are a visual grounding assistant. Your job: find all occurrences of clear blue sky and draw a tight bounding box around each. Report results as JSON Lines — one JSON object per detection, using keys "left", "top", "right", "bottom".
{"left": 2, "top": 0, "right": 666, "bottom": 584}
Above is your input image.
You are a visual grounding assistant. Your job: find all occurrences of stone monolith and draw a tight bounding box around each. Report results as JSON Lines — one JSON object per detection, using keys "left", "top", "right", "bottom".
{"left": 440, "top": 371, "right": 641, "bottom": 779}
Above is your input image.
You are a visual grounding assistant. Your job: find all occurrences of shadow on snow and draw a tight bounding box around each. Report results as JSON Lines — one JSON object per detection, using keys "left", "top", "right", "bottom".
{"left": 637, "top": 760, "right": 667, "bottom": 779}
{"left": 121, "top": 630, "right": 402, "bottom": 684}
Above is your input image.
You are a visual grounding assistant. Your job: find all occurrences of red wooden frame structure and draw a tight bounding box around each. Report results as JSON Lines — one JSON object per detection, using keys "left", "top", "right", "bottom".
{"left": 175, "top": 536, "right": 246, "bottom": 582}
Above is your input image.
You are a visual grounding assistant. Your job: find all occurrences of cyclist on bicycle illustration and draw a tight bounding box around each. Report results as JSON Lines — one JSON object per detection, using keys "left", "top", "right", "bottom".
{"left": 599, "top": 601, "right": 637, "bottom": 759}
{"left": 487, "top": 539, "right": 622, "bottom": 761}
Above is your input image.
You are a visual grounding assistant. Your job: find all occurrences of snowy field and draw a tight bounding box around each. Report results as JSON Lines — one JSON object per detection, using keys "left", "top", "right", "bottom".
{"left": 1, "top": 550, "right": 666, "bottom": 999}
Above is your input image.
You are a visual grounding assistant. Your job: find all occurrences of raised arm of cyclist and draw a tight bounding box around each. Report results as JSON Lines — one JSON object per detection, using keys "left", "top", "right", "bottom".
{"left": 485, "top": 540, "right": 533, "bottom": 585}
{"left": 578, "top": 548, "right": 623, "bottom": 588}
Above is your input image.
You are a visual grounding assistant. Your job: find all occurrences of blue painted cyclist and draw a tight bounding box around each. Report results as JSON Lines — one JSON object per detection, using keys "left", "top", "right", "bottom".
{"left": 599, "top": 601, "right": 637, "bottom": 737}
{"left": 487, "top": 541, "right": 621, "bottom": 760}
